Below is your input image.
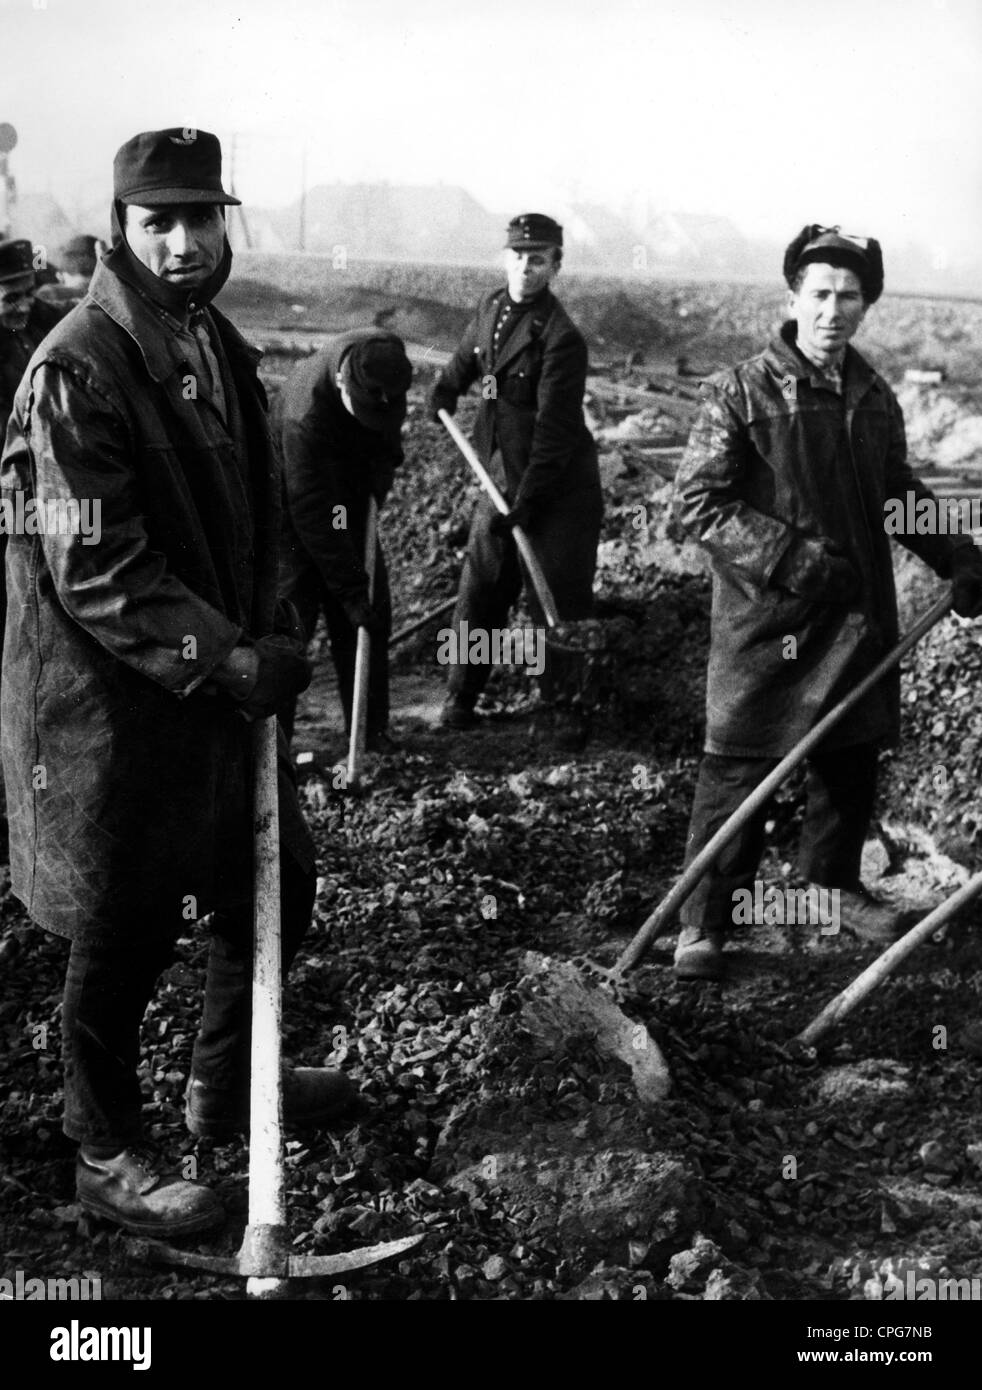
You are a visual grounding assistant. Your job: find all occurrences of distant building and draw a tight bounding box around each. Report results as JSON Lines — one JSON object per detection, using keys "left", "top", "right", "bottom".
{"left": 645, "top": 211, "right": 749, "bottom": 271}
{"left": 267, "top": 183, "right": 502, "bottom": 263}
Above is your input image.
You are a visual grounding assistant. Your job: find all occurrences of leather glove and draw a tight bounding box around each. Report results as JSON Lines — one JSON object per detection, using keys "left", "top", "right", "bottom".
{"left": 772, "top": 534, "right": 860, "bottom": 604}
{"left": 489, "top": 502, "right": 534, "bottom": 538}
{"left": 229, "top": 635, "right": 312, "bottom": 720}
{"left": 428, "top": 385, "right": 457, "bottom": 423}
{"left": 950, "top": 544, "right": 982, "bottom": 618}
{"left": 343, "top": 594, "right": 383, "bottom": 634}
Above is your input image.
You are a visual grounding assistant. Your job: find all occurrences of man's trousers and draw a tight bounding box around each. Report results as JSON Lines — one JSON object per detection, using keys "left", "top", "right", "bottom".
{"left": 278, "top": 542, "right": 392, "bottom": 743}
{"left": 60, "top": 848, "right": 316, "bottom": 1150}
{"left": 447, "top": 490, "right": 603, "bottom": 706}
{"left": 679, "top": 743, "right": 880, "bottom": 933}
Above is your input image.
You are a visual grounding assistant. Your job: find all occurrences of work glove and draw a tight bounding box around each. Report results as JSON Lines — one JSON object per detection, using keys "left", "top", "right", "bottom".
{"left": 232, "top": 635, "right": 312, "bottom": 720}
{"left": 489, "top": 501, "right": 535, "bottom": 538}
{"left": 772, "top": 534, "right": 860, "bottom": 605}
{"left": 428, "top": 385, "right": 457, "bottom": 423}
{"left": 950, "top": 544, "right": 982, "bottom": 618}
{"left": 343, "top": 593, "right": 383, "bottom": 634}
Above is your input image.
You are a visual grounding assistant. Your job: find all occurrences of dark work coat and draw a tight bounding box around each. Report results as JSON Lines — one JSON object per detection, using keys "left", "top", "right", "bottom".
{"left": 0, "top": 297, "right": 63, "bottom": 445}
{"left": 0, "top": 298, "right": 64, "bottom": 677}
{"left": 275, "top": 328, "right": 404, "bottom": 610}
{"left": 0, "top": 259, "right": 313, "bottom": 943}
{"left": 674, "top": 322, "right": 967, "bottom": 758}
{"left": 433, "top": 286, "right": 601, "bottom": 513}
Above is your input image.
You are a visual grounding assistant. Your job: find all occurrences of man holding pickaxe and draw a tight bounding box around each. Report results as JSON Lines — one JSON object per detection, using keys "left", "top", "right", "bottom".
{"left": 274, "top": 329, "right": 413, "bottom": 752}
{"left": 672, "top": 225, "right": 982, "bottom": 980}
{"left": 1, "top": 129, "right": 358, "bottom": 1237}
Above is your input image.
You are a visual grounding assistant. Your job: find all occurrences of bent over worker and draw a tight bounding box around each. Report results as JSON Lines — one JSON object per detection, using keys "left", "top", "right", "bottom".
{"left": 274, "top": 330, "right": 412, "bottom": 751}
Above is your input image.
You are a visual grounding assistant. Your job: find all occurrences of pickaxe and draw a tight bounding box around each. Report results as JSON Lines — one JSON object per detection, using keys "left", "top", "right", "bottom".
{"left": 129, "top": 715, "right": 421, "bottom": 1295}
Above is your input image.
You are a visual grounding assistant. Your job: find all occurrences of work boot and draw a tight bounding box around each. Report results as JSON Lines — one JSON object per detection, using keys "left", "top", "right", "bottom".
{"left": 185, "top": 1067, "right": 359, "bottom": 1140}
{"left": 76, "top": 1144, "right": 225, "bottom": 1237}
{"left": 366, "top": 729, "right": 400, "bottom": 754}
{"left": 439, "top": 695, "right": 478, "bottom": 730}
{"left": 673, "top": 925, "right": 725, "bottom": 980}
{"left": 820, "top": 884, "right": 903, "bottom": 946}
{"left": 551, "top": 705, "right": 590, "bottom": 753}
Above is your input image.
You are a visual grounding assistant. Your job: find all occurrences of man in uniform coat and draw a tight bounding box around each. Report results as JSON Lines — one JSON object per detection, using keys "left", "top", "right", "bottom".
{"left": 1, "top": 129, "right": 355, "bottom": 1237}
{"left": 0, "top": 238, "right": 63, "bottom": 441}
{"left": 429, "top": 214, "right": 603, "bottom": 746}
{"left": 672, "top": 225, "right": 982, "bottom": 980}
{"left": 274, "top": 329, "right": 413, "bottom": 750}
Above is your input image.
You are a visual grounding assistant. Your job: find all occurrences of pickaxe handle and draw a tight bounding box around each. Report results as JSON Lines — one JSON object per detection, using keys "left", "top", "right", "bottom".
{"left": 438, "top": 409, "right": 560, "bottom": 628}
{"left": 246, "top": 713, "right": 288, "bottom": 1298}
{"left": 612, "top": 593, "right": 954, "bottom": 976}
{"left": 346, "top": 496, "right": 379, "bottom": 788}
{"left": 797, "top": 870, "right": 982, "bottom": 1046}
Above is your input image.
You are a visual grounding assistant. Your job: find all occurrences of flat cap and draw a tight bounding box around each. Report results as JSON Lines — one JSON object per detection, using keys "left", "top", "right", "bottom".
{"left": 114, "top": 128, "right": 241, "bottom": 207}
{"left": 784, "top": 224, "right": 884, "bottom": 303}
{"left": 343, "top": 336, "right": 413, "bottom": 432}
{"left": 0, "top": 238, "right": 35, "bottom": 284}
{"left": 505, "top": 213, "right": 563, "bottom": 251}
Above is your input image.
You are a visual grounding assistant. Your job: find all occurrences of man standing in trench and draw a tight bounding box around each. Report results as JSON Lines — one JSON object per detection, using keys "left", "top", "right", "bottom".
{"left": 1, "top": 128, "right": 356, "bottom": 1237}
{"left": 672, "top": 224, "right": 982, "bottom": 980}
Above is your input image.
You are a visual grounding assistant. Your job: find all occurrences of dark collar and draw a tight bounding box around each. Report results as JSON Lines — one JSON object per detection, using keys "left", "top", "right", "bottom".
{"left": 87, "top": 259, "right": 261, "bottom": 385}
{"left": 764, "top": 320, "right": 877, "bottom": 396}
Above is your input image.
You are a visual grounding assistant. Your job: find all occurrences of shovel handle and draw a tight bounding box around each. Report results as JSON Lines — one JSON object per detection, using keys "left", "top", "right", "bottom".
{"left": 346, "top": 497, "right": 379, "bottom": 787}
{"left": 797, "top": 870, "right": 982, "bottom": 1046}
{"left": 613, "top": 592, "right": 953, "bottom": 975}
{"left": 389, "top": 596, "right": 456, "bottom": 648}
{"left": 438, "top": 409, "right": 560, "bottom": 628}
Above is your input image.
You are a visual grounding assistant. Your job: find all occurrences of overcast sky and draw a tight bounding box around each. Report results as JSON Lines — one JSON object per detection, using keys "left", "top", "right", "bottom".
{"left": 2, "top": 0, "right": 980, "bottom": 266}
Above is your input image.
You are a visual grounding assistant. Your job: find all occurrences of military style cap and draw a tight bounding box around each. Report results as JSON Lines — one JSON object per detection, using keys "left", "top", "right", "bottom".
{"left": 113, "top": 128, "right": 241, "bottom": 206}
{"left": 343, "top": 336, "right": 413, "bottom": 432}
{"left": 0, "top": 238, "right": 35, "bottom": 284}
{"left": 505, "top": 213, "right": 563, "bottom": 250}
{"left": 783, "top": 224, "right": 884, "bottom": 303}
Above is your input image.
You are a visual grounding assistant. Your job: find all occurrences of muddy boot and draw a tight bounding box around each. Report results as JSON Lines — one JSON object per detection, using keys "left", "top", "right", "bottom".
{"left": 185, "top": 1067, "right": 359, "bottom": 1139}
{"left": 673, "top": 925, "right": 725, "bottom": 980}
{"left": 77, "top": 1144, "right": 225, "bottom": 1236}
{"left": 439, "top": 695, "right": 479, "bottom": 730}
{"left": 551, "top": 704, "right": 590, "bottom": 753}
{"left": 821, "top": 885, "right": 903, "bottom": 946}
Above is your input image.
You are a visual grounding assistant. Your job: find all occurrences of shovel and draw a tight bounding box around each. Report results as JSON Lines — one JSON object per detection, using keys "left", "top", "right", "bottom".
{"left": 346, "top": 496, "right": 379, "bottom": 791}
{"left": 612, "top": 593, "right": 953, "bottom": 976}
{"left": 438, "top": 410, "right": 560, "bottom": 627}
{"left": 128, "top": 715, "right": 422, "bottom": 1294}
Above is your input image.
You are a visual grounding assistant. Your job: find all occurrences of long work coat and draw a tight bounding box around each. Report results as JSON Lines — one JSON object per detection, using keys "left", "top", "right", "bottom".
{"left": 0, "top": 260, "right": 312, "bottom": 944}
{"left": 674, "top": 322, "right": 966, "bottom": 759}
{"left": 434, "top": 286, "right": 601, "bottom": 512}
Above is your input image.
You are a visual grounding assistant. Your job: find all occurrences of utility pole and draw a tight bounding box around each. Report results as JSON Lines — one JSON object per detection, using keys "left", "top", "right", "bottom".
{"left": 298, "top": 144, "right": 307, "bottom": 253}
{"left": 228, "top": 132, "right": 253, "bottom": 250}
{"left": 0, "top": 123, "right": 18, "bottom": 239}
